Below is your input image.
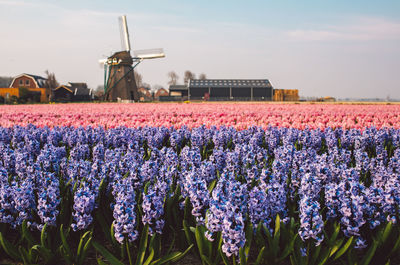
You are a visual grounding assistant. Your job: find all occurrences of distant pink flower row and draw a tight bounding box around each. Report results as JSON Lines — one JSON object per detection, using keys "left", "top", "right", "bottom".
{"left": 0, "top": 103, "right": 399, "bottom": 129}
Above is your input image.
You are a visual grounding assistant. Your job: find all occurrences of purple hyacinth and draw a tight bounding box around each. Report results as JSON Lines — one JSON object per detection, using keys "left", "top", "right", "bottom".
{"left": 142, "top": 181, "right": 167, "bottom": 236}
{"left": 37, "top": 173, "right": 60, "bottom": 230}
{"left": 112, "top": 176, "right": 139, "bottom": 243}
{"left": 71, "top": 182, "right": 96, "bottom": 231}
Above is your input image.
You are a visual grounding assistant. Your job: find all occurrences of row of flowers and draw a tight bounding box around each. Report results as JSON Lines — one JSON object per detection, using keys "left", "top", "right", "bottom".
{"left": 0, "top": 125, "right": 399, "bottom": 264}
{"left": 1, "top": 103, "right": 400, "bottom": 129}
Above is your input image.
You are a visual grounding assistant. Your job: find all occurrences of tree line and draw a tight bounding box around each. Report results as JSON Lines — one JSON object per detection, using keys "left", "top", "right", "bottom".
{"left": 167, "top": 70, "right": 207, "bottom": 86}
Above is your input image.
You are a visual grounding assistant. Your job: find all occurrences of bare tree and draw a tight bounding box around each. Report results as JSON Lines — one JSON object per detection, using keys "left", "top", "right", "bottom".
{"left": 142, "top": 82, "right": 151, "bottom": 91}
{"left": 44, "top": 70, "right": 59, "bottom": 101}
{"left": 44, "top": 70, "right": 59, "bottom": 89}
{"left": 167, "top": 71, "right": 179, "bottom": 86}
{"left": 134, "top": 71, "right": 143, "bottom": 88}
{"left": 183, "top": 70, "right": 195, "bottom": 85}
{"left": 0, "top": 76, "right": 12, "bottom": 87}
{"left": 199, "top": 73, "right": 207, "bottom": 80}
{"left": 94, "top": 85, "right": 105, "bottom": 100}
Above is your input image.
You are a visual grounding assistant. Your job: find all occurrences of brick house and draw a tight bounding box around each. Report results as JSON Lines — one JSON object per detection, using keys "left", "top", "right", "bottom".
{"left": 5, "top": 73, "right": 49, "bottom": 102}
{"left": 154, "top": 88, "right": 169, "bottom": 100}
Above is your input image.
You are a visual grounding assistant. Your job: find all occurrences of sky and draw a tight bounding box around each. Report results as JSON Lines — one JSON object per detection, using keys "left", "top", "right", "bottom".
{"left": 0, "top": 0, "right": 399, "bottom": 99}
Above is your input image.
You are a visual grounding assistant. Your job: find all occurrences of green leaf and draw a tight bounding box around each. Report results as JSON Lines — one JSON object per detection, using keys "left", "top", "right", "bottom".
{"left": 381, "top": 221, "right": 393, "bottom": 245}
{"left": 32, "top": 244, "right": 52, "bottom": 262}
{"left": 272, "top": 215, "right": 281, "bottom": 258}
{"left": 183, "top": 220, "right": 193, "bottom": 246}
{"left": 208, "top": 179, "right": 217, "bottom": 193}
{"left": 263, "top": 224, "right": 273, "bottom": 247}
{"left": 316, "top": 248, "right": 331, "bottom": 265}
{"left": 96, "top": 211, "right": 112, "bottom": 243}
{"left": 213, "top": 232, "right": 223, "bottom": 265}
{"left": 171, "top": 244, "right": 194, "bottom": 263}
{"left": 165, "top": 232, "right": 174, "bottom": 256}
{"left": 73, "top": 180, "right": 79, "bottom": 194}
{"left": 389, "top": 233, "right": 400, "bottom": 256}
{"left": 0, "top": 231, "right": 21, "bottom": 261}
{"left": 22, "top": 220, "right": 35, "bottom": 247}
{"left": 360, "top": 240, "right": 378, "bottom": 265}
{"left": 254, "top": 246, "right": 265, "bottom": 265}
{"left": 255, "top": 222, "right": 264, "bottom": 246}
{"left": 279, "top": 234, "right": 298, "bottom": 261}
{"left": 78, "top": 236, "right": 93, "bottom": 265}
{"left": 144, "top": 181, "right": 151, "bottom": 194}
{"left": 60, "top": 224, "right": 72, "bottom": 262}
{"left": 150, "top": 251, "right": 187, "bottom": 265}
{"left": 110, "top": 222, "right": 118, "bottom": 247}
{"left": 97, "top": 257, "right": 109, "bottom": 265}
{"left": 328, "top": 222, "right": 340, "bottom": 246}
{"left": 290, "top": 254, "right": 297, "bottom": 265}
{"left": 244, "top": 223, "right": 253, "bottom": 260}
{"left": 333, "top": 236, "right": 353, "bottom": 261}
{"left": 184, "top": 197, "right": 191, "bottom": 221}
{"left": 18, "top": 246, "right": 30, "bottom": 264}
{"left": 219, "top": 248, "right": 229, "bottom": 265}
{"left": 233, "top": 255, "right": 238, "bottom": 265}
{"left": 329, "top": 238, "right": 344, "bottom": 257}
{"left": 77, "top": 231, "right": 91, "bottom": 261}
{"left": 92, "top": 240, "right": 125, "bottom": 265}
{"left": 195, "top": 226, "right": 204, "bottom": 255}
{"left": 135, "top": 224, "right": 149, "bottom": 265}
{"left": 126, "top": 239, "right": 133, "bottom": 265}
{"left": 310, "top": 244, "right": 321, "bottom": 265}
{"left": 200, "top": 254, "right": 213, "bottom": 265}
{"left": 143, "top": 248, "right": 155, "bottom": 265}
{"left": 239, "top": 247, "right": 246, "bottom": 265}
{"left": 40, "top": 223, "right": 48, "bottom": 248}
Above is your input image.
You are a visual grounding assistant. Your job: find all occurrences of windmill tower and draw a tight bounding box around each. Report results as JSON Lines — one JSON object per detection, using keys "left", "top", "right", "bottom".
{"left": 100, "top": 15, "right": 165, "bottom": 102}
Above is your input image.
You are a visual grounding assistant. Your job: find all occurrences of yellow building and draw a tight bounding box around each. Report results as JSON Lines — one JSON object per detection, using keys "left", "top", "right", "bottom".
{"left": 273, "top": 89, "right": 299, "bottom": 101}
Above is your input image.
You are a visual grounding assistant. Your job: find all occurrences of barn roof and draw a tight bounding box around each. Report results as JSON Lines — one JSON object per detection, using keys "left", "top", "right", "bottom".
{"left": 10, "top": 73, "right": 47, "bottom": 88}
{"left": 74, "top": 87, "right": 91, "bottom": 96}
{"left": 68, "top": 82, "right": 88, "bottom": 89}
{"left": 54, "top": 83, "right": 91, "bottom": 96}
{"left": 169, "top": 85, "right": 188, "bottom": 91}
{"left": 54, "top": 85, "right": 73, "bottom": 93}
{"left": 189, "top": 79, "right": 272, "bottom": 88}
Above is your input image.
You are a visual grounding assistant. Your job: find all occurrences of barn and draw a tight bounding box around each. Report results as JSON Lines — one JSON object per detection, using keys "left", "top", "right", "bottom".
{"left": 6, "top": 73, "right": 49, "bottom": 102}
{"left": 154, "top": 88, "right": 169, "bottom": 100}
{"left": 52, "top": 82, "right": 92, "bottom": 102}
{"left": 188, "top": 79, "right": 273, "bottom": 101}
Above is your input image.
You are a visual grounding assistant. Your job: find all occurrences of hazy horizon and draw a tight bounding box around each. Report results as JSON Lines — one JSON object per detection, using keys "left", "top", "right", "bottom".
{"left": 1, "top": 0, "right": 399, "bottom": 99}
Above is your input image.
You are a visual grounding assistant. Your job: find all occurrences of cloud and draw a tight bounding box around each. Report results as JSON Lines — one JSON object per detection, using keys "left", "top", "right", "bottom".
{"left": 286, "top": 16, "right": 400, "bottom": 42}
{"left": 0, "top": 0, "right": 34, "bottom": 6}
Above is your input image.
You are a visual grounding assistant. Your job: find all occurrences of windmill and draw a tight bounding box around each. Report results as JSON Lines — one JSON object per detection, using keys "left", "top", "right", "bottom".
{"left": 100, "top": 15, "right": 165, "bottom": 102}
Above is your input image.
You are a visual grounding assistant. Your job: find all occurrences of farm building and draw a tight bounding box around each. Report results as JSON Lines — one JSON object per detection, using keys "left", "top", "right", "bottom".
{"left": 159, "top": 85, "right": 189, "bottom": 101}
{"left": 188, "top": 79, "right": 273, "bottom": 101}
{"left": 154, "top": 88, "right": 169, "bottom": 100}
{"left": 52, "top": 82, "right": 92, "bottom": 102}
{"left": 138, "top": 87, "right": 152, "bottom": 101}
{"left": 0, "top": 73, "right": 49, "bottom": 102}
{"left": 273, "top": 89, "right": 299, "bottom": 101}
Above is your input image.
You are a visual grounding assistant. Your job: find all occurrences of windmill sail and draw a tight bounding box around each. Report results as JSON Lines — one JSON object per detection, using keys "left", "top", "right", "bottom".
{"left": 133, "top": 48, "right": 165, "bottom": 59}
{"left": 119, "top": 15, "right": 131, "bottom": 52}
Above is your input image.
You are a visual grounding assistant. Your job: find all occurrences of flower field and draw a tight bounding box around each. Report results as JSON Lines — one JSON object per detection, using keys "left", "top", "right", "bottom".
{"left": 0, "top": 103, "right": 400, "bottom": 265}
{"left": 0, "top": 103, "right": 400, "bottom": 129}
